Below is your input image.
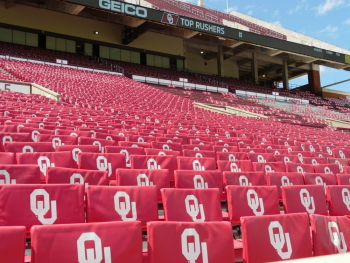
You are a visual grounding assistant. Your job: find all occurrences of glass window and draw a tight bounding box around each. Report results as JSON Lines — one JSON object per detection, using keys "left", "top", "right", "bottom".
{"left": 130, "top": 51, "right": 140, "bottom": 64}
{"left": 13, "top": 30, "right": 25, "bottom": 45}
{"left": 110, "top": 48, "right": 121, "bottom": 60}
{"left": 121, "top": 50, "right": 131, "bottom": 62}
{"left": 56, "top": 38, "right": 66, "bottom": 52}
{"left": 100, "top": 46, "right": 110, "bottom": 59}
{"left": 0, "top": 28, "right": 12, "bottom": 43}
{"left": 25, "top": 32, "right": 38, "bottom": 47}
{"left": 66, "top": 40, "right": 76, "bottom": 53}
{"left": 46, "top": 36, "right": 56, "bottom": 50}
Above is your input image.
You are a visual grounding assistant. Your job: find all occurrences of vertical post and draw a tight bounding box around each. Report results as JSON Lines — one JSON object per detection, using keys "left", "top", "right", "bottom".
{"left": 251, "top": 51, "right": 258, "bottom": 83}
{"left": 217, "top": 46, "right": 224, "bottom": 77}
{"left": 308, "top": 63, "right": 321, "bottom": 95}
{"left": 282, "top": 59, "right": 289, "bottom": 90}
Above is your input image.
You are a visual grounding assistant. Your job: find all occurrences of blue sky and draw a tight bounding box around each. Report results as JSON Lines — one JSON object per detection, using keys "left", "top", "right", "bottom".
{"left": 193, "top": 0, "right": 350, "bottom": 92}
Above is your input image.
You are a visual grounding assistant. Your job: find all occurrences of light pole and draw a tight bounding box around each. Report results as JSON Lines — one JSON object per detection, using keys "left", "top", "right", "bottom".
{"left": 226, "top": 0, "right": 229, "bottom": 13}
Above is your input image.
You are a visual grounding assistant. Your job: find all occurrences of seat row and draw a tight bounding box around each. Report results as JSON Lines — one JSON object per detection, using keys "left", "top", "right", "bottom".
{"left": 2, "top": 213, "right": 350, "bottom": 263}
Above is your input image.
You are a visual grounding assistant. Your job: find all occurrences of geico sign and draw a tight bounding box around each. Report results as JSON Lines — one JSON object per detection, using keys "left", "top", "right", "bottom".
{"left": 99, "top": 0, "right": 147, "bottom": 18}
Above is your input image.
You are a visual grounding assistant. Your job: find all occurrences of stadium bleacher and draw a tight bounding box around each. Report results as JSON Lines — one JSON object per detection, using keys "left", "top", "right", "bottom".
{"left": 0, "top": 52, "right": 350, "bottom": 262}
{"left": 1, "top": 0, "right": 350, "bottom": 261}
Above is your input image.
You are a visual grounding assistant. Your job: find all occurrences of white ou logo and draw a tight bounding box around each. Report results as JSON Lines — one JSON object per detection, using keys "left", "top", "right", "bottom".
{"left": 70, "top": 173, "right": 88, "bottom": 187}
{"left": 342, "top": 188, "right": 350, "bottom": 211}
{"left": 225, "top": 132, "right": 230, "bottom": 138}
{"left": 265, "top": 165, "right": 275, "bottom": 173}
{"left": 315, "top": 176, "right": 326, "bottom": 194}
{"left": 224, "top": 143, "right": 229, "bottom": 147}
{"left": 268, "top": 221, "right": 292, "bottom": 259}
{"left": 284, "top": 142, "right": 289, "bottom": 146}
{"left": 30, "top": 189, "right": 57, "bottom": 225}
{"left": 185, "top": 195, "right": 205, "bottom": 222}
{"left": 228, "top": 154, "right": 236, "bottom": 161}
{"left": 311, "top": 159, "right": 319, "bottom": 165}
{"left": 70, "top": 132, "right": 78, "bottom": 136}
{"left": 222, "top": 148, "right": 228, "bottom": 152}
{"left": 0, "top": 170, "right": 15, "bottom": 184}
{"left": 105, "top": 136, "right": 113, "bottom": 140}
{"left": 275, "top": 151, "right": 280, "bottom": 155}
{"left": 257, "top": 155, "right": 266, "bottom": 163}
{"left": 77, "top": 232, "right": 111, "bottom": 263}
{"left": 2, "top": 135, "right": 12, "bottom": 145}
{"left": 137, "top": 174, "right": 153, "bottom": 186}
{"left": 193, "top": 160, "right": 205, "bottom": 171}
{"left": 137, "top": 137, "right": 145, "bottom": 143}
{"left": 299, "top": 189, "right": 315, "bottom": 214}
{"left": 22, "top": 146, "right": 34, "bottom": 153}
{"left": 199, "top": 142, "right": 204, "bottom": 145}
{"left": 193, "top": 175, "right": 208, "bottom": 189}
{"left": 72, "top": 148, "right": 82, "bottom": 165}
{"left": 247, "top": 189, "right": 264, "bottom": 216}
{"left": 162, "top": 144, "right": 171, "bottom": 151}
{"left": 297, "top": 166, "right": 305, "bottom": 173}
{"left": 38, "top": 156, "right": 55, "bottom": 176}
{"left": 335, "top": 161, "right": 344, "bottom": 173}
{"left": 326, "top": 147, "right": 333, "bottom": 155}
{"left": 120, "top": 149, "right": 131, "bottom": 168}
{"left": 230, "top": 163, "right": 242, "bottom": 172}
{"left": 195, "top": 153, "right": 203, "bottom": 158}
{"left": 297, "top": 153, "right": 303, "bottom": 163}
{"left": 114, "top": 191, "right": 137, "bottom": 221}
{"left": 193, "top": 147, "right": 200, "bottom": 151}
{"left": 147, "top": 158, "right": 161, "bottom": 169}
{"left": 309, "top": 145, "right": 315, "bottom": 152}
{"left": 52, "top": 138, "right": 64, "bottom": 149}
{"left": 96, "top": 156, "right": 112, "bottom": 177}
{"left": 239, "top": 175, "right": 252, "bottom": 186}
{"left": 181, "top": 228, "right": 208, "bottom": 263}
{"left": 281, "top": 176, "right": 293, "bottom": 186}
{"left": 167, "top": 13, "right": 174, "bottom": 24}
{"left": 93, "top": 141, "right": 104, "bottom": 153}
{"left": 32, "top": 130, "right": 40, "bottom": 142}
{"left": 301, "top": 144, "right": 305, "bottom": 151}
{"left": 3, "top": 111, "right": 9, "bottom": 116}
{"left": 324, "top": 167, "right": 333, "bottom": 174}
{"left": 283, "top": 157, "right": 291, "bottom": 164}
{"left": 158, "top": 151, "right": 166, "bottom": 156}
{"left": 339, "top": 150, "right": 346, "bottom": 159}
{"left": 328, "top": 222, "right": 348, "bottom": 253}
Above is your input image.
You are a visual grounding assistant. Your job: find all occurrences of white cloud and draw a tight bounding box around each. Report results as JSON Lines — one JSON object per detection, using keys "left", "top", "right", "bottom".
{"left": 320, "top": 65, "right": 328, "bottom": 73}
{"left": 245, "top": 5, "right": 255, "bottom": 9}
{"left": 226, "top": 6, "right": 238, "bottom": 13}
{"left": 273, "top": 10, "right": 280, "bottom": 17}
{"left": 344, "top": 18, "right": 350, "bottom": 25}
{"left": 247, "top": 10, "right": 253, "bottom": 15}
{"left": 316, "top": 0, "right": 344, "bottom": 15}
{"left": 318, "top": 25, "right": 339, "bottom": 33}
{"left": 272, "top": 21, "right": 282, "bottom": 27}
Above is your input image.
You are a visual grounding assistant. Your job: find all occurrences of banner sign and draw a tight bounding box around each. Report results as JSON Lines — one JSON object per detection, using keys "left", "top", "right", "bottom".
{"left": 64, "top": 0, "right": 347, "bottom": 64}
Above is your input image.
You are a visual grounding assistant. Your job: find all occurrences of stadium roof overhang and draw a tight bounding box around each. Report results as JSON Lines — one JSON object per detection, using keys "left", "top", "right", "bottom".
{"left": 9, "top": 0, "right": 350, "bottom": 84}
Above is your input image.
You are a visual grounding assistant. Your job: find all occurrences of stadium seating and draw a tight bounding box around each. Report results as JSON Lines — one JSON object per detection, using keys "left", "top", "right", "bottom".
{"left": 226, "top": 185, "right": 280, "bottom": 225}
{"left": 86, "top": 185, "right": 158, "bottom": 227}
{"left": 281, "top": 185, "right": 328, "bottom": 215}
{"left": 161, "top": 188, "right": 222, "bottom": 222}
{"left": 1, "top": 44, "right": 350, "bottom": 262}
{"left": 310, "top": 214, "right": 350, "bottom": 256}
{"left": 31, "top": 221, "right": 143, "bottom": 263}
{"left": 147, "top": 221, "right": 235, "bottom": 263}
{"left": 241, "top": 213, "right": 313, "bottom": 262}
{"left": 0, "top": 184, "right": 84, "bottom": 232}
{"left": 0, "top": 226, "right": 26, "bottom": 263}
